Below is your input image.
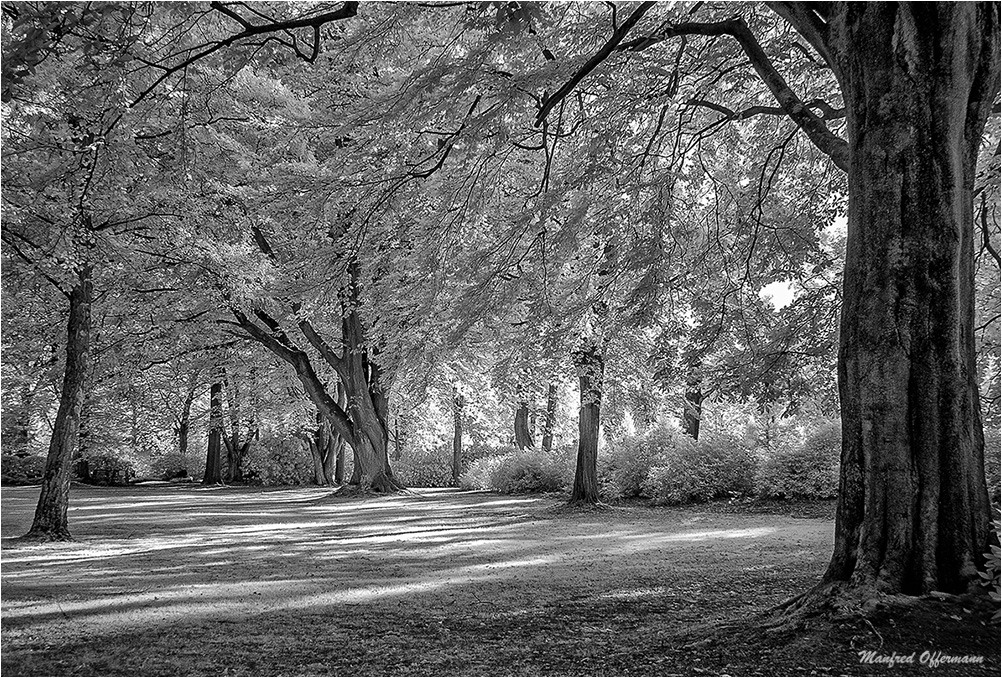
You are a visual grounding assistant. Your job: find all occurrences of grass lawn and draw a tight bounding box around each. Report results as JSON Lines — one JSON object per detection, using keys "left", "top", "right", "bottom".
{"left": 1, "top": 484, "right": 997, "bottom": 676}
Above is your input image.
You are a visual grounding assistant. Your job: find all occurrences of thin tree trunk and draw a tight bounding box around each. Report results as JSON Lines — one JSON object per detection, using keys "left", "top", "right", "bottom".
{"left": 22, "top": 265, "right": 92, "bottom": 541}
{"left": 222, "top": 370, "right": 247, "bottom": 484}
{"left": 571, "top": 346, "right": 603, "bottom": 504}
{"left": 514, "top": 399, "right": 535, "bottom": 450}
{"left": 177, "top": 371, "right": 198, "bottom": 475}
{"left": 452, "top": 385, "right": 464, "bottom": 485}
{"left": 309, "top": 438, "right": 326, "bottom": 485}
{"left": 349, "top": 447, "right": 362, "bottom": 485}
{"left": 334, "top": 439, "right": 346, "bottom": 484}
{"left": 73, "top": 393, "right": 91, "bottom": 481}
{"left": 324, "top": 433, "right": 342, "bottom": 485}
{"left": 682, "top": 374, "right": 702, "bottom": 440}
{"left": 393, "top": 414, "right": 403, "bottom": 461}
{"left": 541, "top": 382, "right": 558, "bottom": 454}
{"left": 818, "top": 3, "right": 998, "bottom": 595}
{"left": 202, "top": 380, "right": 223, "bottom": 485}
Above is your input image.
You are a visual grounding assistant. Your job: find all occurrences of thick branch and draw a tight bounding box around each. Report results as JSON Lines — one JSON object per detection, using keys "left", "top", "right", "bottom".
{"left": 687, "top": 97, "right": 845, "bottom": 121}
{"left": 618, "top": 17, "right": 849, "bottom": 170}
{"left": 298, "top": 318, "right": 349, "bottom": 382}
{"left": 232, "top": 309, "right": 354, "bottom": 441}
{"left": 534, "top": 1, "right": 656, "bottom": 126}
{"left": 766, "top": 2, "right": 839, "bottom": 76}
{"left": 131, "top": 1, "right": 359, "bottom": 106}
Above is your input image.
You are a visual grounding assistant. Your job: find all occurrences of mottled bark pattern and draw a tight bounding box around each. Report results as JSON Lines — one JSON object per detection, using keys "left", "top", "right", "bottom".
{"left": 821, "top": 2, "right": 999, "bottom": 594}
{"left": 23, "top": 266, "right": 92, "bottom": 541}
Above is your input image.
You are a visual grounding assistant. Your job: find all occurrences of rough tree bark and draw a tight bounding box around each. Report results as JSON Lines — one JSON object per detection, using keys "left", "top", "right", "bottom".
{"left": 22, "top": 266, "right": 92, "bottom": 541}
{"left": 805, "top": 2, "right": 999, "bottom": 595}
{"left": 541, "top": 382, "right": 558, "bottom": 454}
{"left": 514, "top": 398, "right": 535, "bottom": 450}
{"left": 453, "top": 385, "right": 465, "bottom": 485}
{"left": 202, "top": 380, "right": 224, "bottom": 485}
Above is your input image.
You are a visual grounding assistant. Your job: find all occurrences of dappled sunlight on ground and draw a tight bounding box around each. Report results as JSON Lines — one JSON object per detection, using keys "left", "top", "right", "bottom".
{"left": 2, "top": 484, "right": 836, "bottom": 675}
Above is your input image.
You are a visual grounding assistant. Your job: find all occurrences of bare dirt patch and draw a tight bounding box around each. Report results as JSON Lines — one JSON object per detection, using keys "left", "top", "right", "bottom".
{"left": 1, "top": 484, "right": 997, "bottom": 676}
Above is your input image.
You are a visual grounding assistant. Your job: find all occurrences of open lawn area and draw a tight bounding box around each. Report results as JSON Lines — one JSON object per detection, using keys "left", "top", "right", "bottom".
{"left": 1, "top": 484, "right": 998, "bottom": 676}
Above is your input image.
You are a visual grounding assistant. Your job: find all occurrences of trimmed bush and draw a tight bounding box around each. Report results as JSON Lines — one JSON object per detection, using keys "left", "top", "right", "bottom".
{"left": 641, "top": 433, "right": 755, "bottom": 505}
{"left": 1, "top": 453, "right": 46, "bottom": 485}
{"left": 460, "top": 445, "right": 572, "bottom": 494}
{"left": 756, "top": 421, "right": 841, "bottom": 499}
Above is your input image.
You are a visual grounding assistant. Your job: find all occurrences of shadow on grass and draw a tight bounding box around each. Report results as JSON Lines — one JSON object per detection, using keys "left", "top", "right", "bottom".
{"left": 0, "top": 484, "right": 883, "bottom": 676}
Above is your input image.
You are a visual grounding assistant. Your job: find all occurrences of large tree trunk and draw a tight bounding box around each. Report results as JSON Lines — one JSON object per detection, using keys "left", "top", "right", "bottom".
{"left": 202, "top": 380, "right": 223, "bottom": 485}
{"left": 452, "top": 385, "right": 464, "bottom": 485}
{"left": 541, "top": 382, "right": 558, "bottom": 454}
{"left": 570, "top": 346, "right": 603, "bottom": 504}
{"left": 22, "top": 266, "right": 92, "bottom": 541}
{"left": 821, "top": 3, "right": 999, "bottom": 595}
{"left": 514, "top": 399, "right": 535, "bottom": 450}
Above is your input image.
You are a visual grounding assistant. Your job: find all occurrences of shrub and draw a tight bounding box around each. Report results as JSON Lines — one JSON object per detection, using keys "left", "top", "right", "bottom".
{"left": 641, "top": 433, "right": 755, "bottom": 505}
{"left": 460, "top": 445, "right": 572, "bottom": 494}
{"left": 756, "top": 421, "right": 841, "bottom": 499}
{"left": 82, "top": 453, "right": 136, "bottom": 485}
{"left": 1, "top": 453, "right": 46, "bottom": 485}
{"left": 244, "top": 433, "right": 313, "bottom": 486}
{"left": 149, "top": 450, "right": 196, "bottom": 480}
{"left": 600, "top": 425, "right": 675, "bottom": 499}
{"left": 395, "top": 444, "right": 454, "bottom": 487}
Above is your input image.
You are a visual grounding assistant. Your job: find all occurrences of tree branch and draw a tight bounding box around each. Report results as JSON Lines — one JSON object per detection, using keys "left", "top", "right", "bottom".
{"left": 616, "top": 16, "right": 849, "bottom": 171}
{"left": 232, "top": 308, "right": 355, "bottom": 440}
{"left": 534, "top": 1, "right": 656, "bottom": 126}
{"left": 130, "top": 1, "right": 359, "bottom": 107}
{"left": 766, "top": 2, "right": 839, "bottom": 76}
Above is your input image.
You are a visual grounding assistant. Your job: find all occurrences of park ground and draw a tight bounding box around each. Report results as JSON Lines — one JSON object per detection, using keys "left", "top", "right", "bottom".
{"left": 1, "top": 485, "right": 998, "bottom": 676}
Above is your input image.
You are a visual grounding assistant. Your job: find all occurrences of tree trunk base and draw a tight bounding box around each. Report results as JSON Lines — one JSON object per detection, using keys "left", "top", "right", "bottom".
{"left": 17, "top": 527, "right": 73, "bottom": 543}
{"left": 766, "top": 578, "right": 995, "bottom": 631}
{"left": 323, "top": 477, "right": 406, "bottom": 499}
{"left": 562, "top": 497, "right": 611, "bottom": 511}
